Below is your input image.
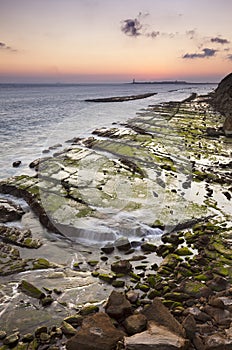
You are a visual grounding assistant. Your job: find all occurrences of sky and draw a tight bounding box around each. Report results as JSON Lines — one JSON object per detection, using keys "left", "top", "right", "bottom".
{"left": 1, "top": 0, "right": 232, "bottom": 83}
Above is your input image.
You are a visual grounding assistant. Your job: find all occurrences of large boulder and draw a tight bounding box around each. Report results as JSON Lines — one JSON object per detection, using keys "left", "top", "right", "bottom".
{"left": 124, "top": 321, "right": 188, "bottom": 350}
{"left": 141, "top": 298, "right": 186, "bottom": 338}
{"left": 66, "top": 312, "right": 125, "bottom": 350}
{"left": 213, "top": 72, "right": 232, "bottom": 136}
{"left": 111, "top": 260, "right": 132, "bottom": 274}
{"left": 105, "top": 291, "right": 133, "bottom": 321}
{"left": 123, "top": 314, "right": 147, "bottom": 335}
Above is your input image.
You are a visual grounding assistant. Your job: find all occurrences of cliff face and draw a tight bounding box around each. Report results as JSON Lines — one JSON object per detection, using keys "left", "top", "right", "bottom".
{"left": 213, "top": 72, "right": 232, "bottom": 136}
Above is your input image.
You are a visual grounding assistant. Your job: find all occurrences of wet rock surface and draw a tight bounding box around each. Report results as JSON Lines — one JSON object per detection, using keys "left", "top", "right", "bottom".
{"left": 0, "top": 197, "right": 24, "bottom": 223}
{"left": 85, "top": 92, "right": 157, "bottom": 102}
{"left": 0, "top": 76, "right": 232, "bottom": 349}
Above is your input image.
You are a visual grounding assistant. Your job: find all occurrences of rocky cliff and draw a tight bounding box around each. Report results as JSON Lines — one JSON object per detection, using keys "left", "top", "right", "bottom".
{"left": 212, "top": 72, "right": 232, "bottom": 136}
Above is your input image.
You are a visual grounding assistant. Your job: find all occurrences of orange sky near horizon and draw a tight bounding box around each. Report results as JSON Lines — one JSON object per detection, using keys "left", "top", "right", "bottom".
{"left": 1, "top": 0, "right": 232, "bottom": 83}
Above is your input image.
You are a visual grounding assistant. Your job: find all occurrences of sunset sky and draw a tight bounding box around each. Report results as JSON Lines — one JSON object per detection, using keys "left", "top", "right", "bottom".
{"left": 1, "top": 0, "right": 232, "bottom": 83}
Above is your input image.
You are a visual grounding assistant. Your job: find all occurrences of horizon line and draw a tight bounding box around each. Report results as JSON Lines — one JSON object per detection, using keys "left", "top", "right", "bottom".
{"left": 0, "top": 80, "right": 219, "bottom": 85}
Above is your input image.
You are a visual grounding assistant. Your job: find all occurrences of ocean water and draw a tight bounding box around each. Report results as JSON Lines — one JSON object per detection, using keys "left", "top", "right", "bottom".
{"left": 0, "top": 83, "right": 216, "bottom": 180}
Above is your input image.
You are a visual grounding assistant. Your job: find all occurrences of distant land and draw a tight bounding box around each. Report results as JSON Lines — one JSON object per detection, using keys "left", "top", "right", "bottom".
{"left": 130, "top": 79, "right": 216, "bottom": 85}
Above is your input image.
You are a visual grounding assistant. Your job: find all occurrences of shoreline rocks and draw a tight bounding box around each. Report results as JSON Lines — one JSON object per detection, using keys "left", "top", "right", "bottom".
{"left": 0, "top": 74, "right": 231, "bottom": 349}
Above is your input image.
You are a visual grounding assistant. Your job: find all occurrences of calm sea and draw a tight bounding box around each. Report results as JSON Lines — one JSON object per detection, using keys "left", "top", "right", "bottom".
{"left": 0, "top": 83, "right": 216, "bottom": 179}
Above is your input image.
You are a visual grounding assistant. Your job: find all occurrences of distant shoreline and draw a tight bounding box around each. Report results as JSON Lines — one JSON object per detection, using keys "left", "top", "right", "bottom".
{"left": 129, "top": 80, "right": 217, "bottom": 85}
{"left": 0, "top": 81, "right": 217, "bottom": 87}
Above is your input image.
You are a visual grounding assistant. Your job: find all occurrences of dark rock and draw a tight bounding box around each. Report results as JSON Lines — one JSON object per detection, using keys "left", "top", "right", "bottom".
{"left": 3, "top": 332, "right": 20, "bottom": 347}
{"left": 111, "top": 259, "right": 132, "bottom": 274}
{"left": 124, "top": 321, "right": 188, "bottom": 350}
{"left": 222, "top": 191, "right": 231, "bottom": 200}
{"left": 112, "top": 280, "right": 125, "bottom": 288}
{"left": 206, "top": 276, "right": 229, "bottom": 292}
{"left": 123, "top": 314, "right": 147, "bottom": 335}
{"left": 183, "top": 306, "right": 212, "bottom": 323}
{"left": 40, "top": 295, "right": 54, "bottom": 307}
{"left": 119, "top": 158, "right": 145, "bottom": 177}
{"left": 85, "top": 92, "right": 157, "bottom": 103}
{"left": 12, "top": 160, "right": 21, "bottom": 167}
{"left": 29, "top": 158, "right": 41, "bottom": 169}
{"left": 182, "top": 314, "right": 196, "bottom": 340}
{"left": 141, "top": 242, "right": 157, "bottom": 252}
{"left": 105, "top": 291, "right": 132, "bottom": 321}
{"left": 0, "top": 197, "right": 24, "bottom": 223}
{"left": 204, "top": 333, "right": 232, "bottom": 350}
{"left": 18, "top": 280, "right": 45, "bottom": 299}
{"left": 206, "top": 127, "right": 222, "bottom": 137}
{"left": 179, "top": 280, "right": 213, "bottom": 298}
{"left": 192, "top": 334, "right": 205, "bottom": 350}
{"left": 48, "top": 143, "right": 62, "bottom": 150}
{"left": 114, "top": 236, "right": 131, "bottom": 251}
{"left": 66, "top": 312, "right": 125, "bottom": 350}
{"left": 141, "top": 298, "right": 186, "bottom": 338}
{"left": 202, "top": 305, "right": 231, "bottom": 326}
{"left": 101, "top": 242, "right": 114, "bottom": 254}
{"left": 212, "top": 72, "right": 232, "bottom": 136}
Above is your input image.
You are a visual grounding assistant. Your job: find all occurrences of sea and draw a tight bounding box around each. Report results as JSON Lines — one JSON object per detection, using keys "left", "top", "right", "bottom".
{"left": 0, "top": 82, "right": 217, "bottom": 180}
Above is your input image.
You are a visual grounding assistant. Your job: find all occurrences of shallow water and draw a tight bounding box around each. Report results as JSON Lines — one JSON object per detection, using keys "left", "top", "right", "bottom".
{"left": 0, "top": 83, "right": 216, "bottom": 179}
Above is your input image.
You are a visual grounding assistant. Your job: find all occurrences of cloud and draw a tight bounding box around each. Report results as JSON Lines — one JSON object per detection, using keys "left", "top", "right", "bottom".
{"left": 0, "top": 41, "right": 17, "bottom": 52}
{"left": 186, "top": 30, "right": 197, "bottom": 39}
{"left": 183, "top": 48, "right": 217, "bottom": 59}
{"left": 211, "top": 37, "right": 230, "bottom": 44}
{"left": 146, "top": 31, "right": 160, "bottom": 39}
{"left": 121, "top": 18, "right": 142, "bottom": 37}
{"left": 121, "top": 13, "right": 159, "bottom": 39}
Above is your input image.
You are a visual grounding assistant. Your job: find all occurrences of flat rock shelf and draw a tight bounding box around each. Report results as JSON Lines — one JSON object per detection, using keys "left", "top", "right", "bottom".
{"left": 85, "top": 92, "right": 157, "bottom": 102}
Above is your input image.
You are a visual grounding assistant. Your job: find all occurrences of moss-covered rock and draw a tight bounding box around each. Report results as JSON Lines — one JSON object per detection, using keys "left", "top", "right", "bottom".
{"left": 18, "top": 280, "right": 45, "bottom": 299}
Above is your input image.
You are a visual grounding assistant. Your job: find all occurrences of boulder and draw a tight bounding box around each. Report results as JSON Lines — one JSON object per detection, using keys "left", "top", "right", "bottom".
{"left": 124, "top": 321, "right": 188, "bottom": 350}
{"left": 0, "top": 197, "right": 24, "bottom": 222}
{"left": 12, "top": 160, "right": 21, "bottom": 167}
{"left": 66, "top": 312, "right": 125, "bottom": 350}
{"left": 101, "top": 242, "right": 114, "bottom": 254}
{"left": 206, "top": 276, "right": 229, "bottom": 292}
{"left": 18, "top": 280, "right": 45, "bottom": 299}
{"left": 111, "top": 260, "right": 132, "bottom": 274}
{"left": 182, "top": 314, "right": 196, "bottom": 340}
{"left": 204, "top": 333, "right": 232, "bottom": 350}
{"left": 141, "top": 298, "right": 186, "bottom": 338}
{"left": 202, "top": 305, "right": 231, "bottom": 326}
{"left": 105, "top": 291, "right": 133, "bottom": 321}
{"left": 114, "top": 237, "right": 131, "bottom": 251}
{"left": 123, "top": 314, "right": 147, "bottom": 335}
{"left": 126, "top": 291, "right": 139, "bottom": 304}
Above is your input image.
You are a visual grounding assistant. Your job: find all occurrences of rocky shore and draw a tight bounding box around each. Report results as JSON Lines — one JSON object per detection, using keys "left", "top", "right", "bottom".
{"left": 0, "top": 74, "right": 231, "bottom": 349}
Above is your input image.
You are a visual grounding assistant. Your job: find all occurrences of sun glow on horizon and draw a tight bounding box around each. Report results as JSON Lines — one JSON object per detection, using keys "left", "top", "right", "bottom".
{"left": 0, "top": 0, "right": 232, "bottom": 83}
